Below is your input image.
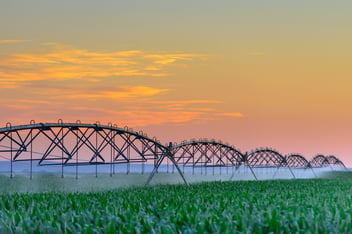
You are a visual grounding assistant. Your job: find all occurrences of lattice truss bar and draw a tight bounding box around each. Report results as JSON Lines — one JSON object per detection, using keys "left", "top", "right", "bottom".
{"left": 0, "top": 123, "right": 165, "bottom": 166}
{"left": 0, "top": 122, "right": 347, "bottom": 185}
{"left": 246, "top": 149, "right": 287, "bottom": 167}
{"left": 326, "top": 155, "right": 345, "bottom": 168}
{"left": 172, "top": 141, "right": 243, "bottom": 167}
{"left": 310, "top": 155, "right": 331, "bottom": 168}
{"left": 286, "top": 154, "right": 310, "bottom": 168}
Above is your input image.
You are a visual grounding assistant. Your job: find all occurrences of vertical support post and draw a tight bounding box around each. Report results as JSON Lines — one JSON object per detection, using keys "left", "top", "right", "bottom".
{"left": 76, "top": 129, "right": 78, "bottom": 180}
{"left": 167, "top": 156, "right": 169, "bottom": 173}
{"left": 61, "top": 128, "right": 64, "bottom": 178}
{"left": 192, "top": 146, "right": 195, "bottom": 175}
{"left": 30, "top": 129, "right": 33, "bottom": 180}
{"left": 229, "top": 164, "right": 241, "bottom": 181}
{"left": 110, "top": 130, "right": 113, "bottom": 177}
{"left": 155, "top": 146, "right": 159, "bottom": 174}
{"left": 141, "top": 142, "right": 145, "bottom": 174}
{"left": 219, "top": 148, "right": 222, "bottom": 176}
{"left": 29, "top": 120, "right": 35, "bottom": 180}
{"left": 311, "top": 167, "right": 318, "bottom": 178}
{"left": 154, "top": 144, "right": 158, "bottom": 174}
{"left": 95, "top": 130, "right": 98, "bottom": 178}
{"left": 172, "top": 159, "right": 175, "bottom": 173}
{"left": 200, "top": 146, "right": 203, "bottom": 175}
{"left": 10, "top": 131, "right": 13, "bottom": 178}
{"left": 302, "top": 167, "right": 307, "bottom": 178}
{"left": 213, "top": 154, "right": 215, "bottom": 176}
{"left": 288, "top": 166, "right": 296, "bottom": 179}
{"left": 182, "top": 151, "right": 184, "bottom": 174}
{"left": 272, "top": 166, "right": 280, "bottom": 179}
{"left": 127, "top": 146, "right": 130, "bottom": 174}
{"left": 61, "top": 155, "right": 64, "bottom": 178}
{"left": 113, "top": 135, "right": 116, "bottom": 175}
{"left": 248, "top": 164, "right": 258, "bottom": 181}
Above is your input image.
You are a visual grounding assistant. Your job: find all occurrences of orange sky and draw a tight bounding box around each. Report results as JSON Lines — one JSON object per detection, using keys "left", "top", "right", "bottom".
{"left": 1, "top": 1, "right": 352, "bottom": 165}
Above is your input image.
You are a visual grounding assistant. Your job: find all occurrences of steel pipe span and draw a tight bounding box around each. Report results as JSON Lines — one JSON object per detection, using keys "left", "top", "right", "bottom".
{"left": 310, "top": 155, "right": 330, "bottom": 168}
{"left": 172, "top": 140, "right": 244, "bottom": 167}
{"left": 246, "top": 148, "right": 286, "bottom": 167}
{"left": 286, "top": 154, "right": 310, "bottom": 168}
{"left": 0, "top": 121, "right": 187, "bottom": 185}
{"left": 0, "top": 121, "right": 348, "bottom": 185}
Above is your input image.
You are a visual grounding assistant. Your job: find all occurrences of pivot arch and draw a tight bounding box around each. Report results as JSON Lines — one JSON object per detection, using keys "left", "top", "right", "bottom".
{"left": 310, "top": 155, "right": 329, "bottom": 168}
{"left": 246, "top": 148, "right": 287, "bottom": 167}
{"left": 326, "top": 155, "right": 346, "bottom": 170}
{"left": 285, "top": 154, "right": 310, "bottom": 168}
{"left": 0, "top": 122, "right": 168, "bottom": 164}
{"left": 327, "top": 155, "right": 345, "bottom": 166}
{"left": 285, "top": 154, "right": 318, "bottom": 178}
{"left": 246, "top": 148, "right": 295, "bottom": 179}
{"left": 171, "top": 140, "right": 244, "bottom": 168}
{"left": 0, "top": 121, "right": 187, "bottom": 185}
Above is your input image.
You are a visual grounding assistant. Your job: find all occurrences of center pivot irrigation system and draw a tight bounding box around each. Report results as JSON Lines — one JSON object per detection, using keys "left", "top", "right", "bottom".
{"left": 0, "top": 120, "right": 347, "bottom": 185}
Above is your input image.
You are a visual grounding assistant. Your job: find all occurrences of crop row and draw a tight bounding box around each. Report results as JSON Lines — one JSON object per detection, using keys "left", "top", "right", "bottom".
{"left": 1, "top": 174, "right": 352, "bottom": 233}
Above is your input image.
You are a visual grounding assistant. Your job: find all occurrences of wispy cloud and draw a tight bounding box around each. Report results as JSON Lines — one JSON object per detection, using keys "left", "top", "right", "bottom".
{"left": 150, "top": 100, "right": 222, "bottom": 107}
{"left": 157, "top": 100, "right": 222, "bottom": 104}
{"left": 216, "top": 112, "right": 244, "bottom": 117}
{"left": 144, "top": 53, "right": 203, "bottom": 65}
{"left": 18, "top": 99, "right": 51, "bottom": 104}
{"left": 69, "top": 107, "right": 203, "bottom": 126}
{"left": 0, "top": 43, "right": 205, "bottom": 86}
{"left": 52, "top": 86, "right": 168, "bottom": 100}
{"left": 1, "top": 92, "right": 244, "bottom": 127}
{"left": 62, "top": 106, "right": 243, "bottom": 127}
{"left": 0, "top": 42, "right": 244, "bottom": 127}
{"left": 0, "top": 40, "right": 28, "bottom": 44}
{"left": 0, "top": 81, "right": 21, "bottom": 89}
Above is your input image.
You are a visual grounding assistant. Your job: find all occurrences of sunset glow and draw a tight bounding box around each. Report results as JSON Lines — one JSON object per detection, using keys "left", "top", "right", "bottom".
{"left": 1, "top": 1, "right": 352, "bottom": 165}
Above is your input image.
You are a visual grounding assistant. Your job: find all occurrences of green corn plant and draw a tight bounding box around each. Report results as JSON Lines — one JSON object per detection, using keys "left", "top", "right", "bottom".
{"left": 1, "top": 174, "right": 352, "bottom": 232}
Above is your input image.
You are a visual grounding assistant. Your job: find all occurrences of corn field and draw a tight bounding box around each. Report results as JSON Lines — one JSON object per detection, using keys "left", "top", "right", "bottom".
{"left": 1, "top": 173, "right": 352, "bottom": 233}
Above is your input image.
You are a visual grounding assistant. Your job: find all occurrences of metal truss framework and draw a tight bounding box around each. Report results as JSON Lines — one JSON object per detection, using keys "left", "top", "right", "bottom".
{"left": 246, "top": 149, "right": 286, "bottom": 167}
{"left": 0, "top": 121, "right": 348, "bottom": 185}
{"left": 0, "top": 121, "right": 187, "bottom": 185}
{"left": 326, "top": 155, "right": 346, "bottom": 168}
{"left": 310, "top": 155, "right": 331, "bottom": 168}
{"left": 171, "top": 140, "right": 244, "bottom": 176}
{"left": 245, "top": 149, "right": 295, "bottom": 179}
{"left": 172, "top": 140, "right": 243, "bottom": 167}
{"left": 286, "top": 154, "right": 310, "bottom": 168}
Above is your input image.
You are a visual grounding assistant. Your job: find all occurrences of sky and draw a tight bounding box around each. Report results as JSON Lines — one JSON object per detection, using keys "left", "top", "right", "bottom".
{"left": 1, "top": 0, "right": 352, "bottom": 165}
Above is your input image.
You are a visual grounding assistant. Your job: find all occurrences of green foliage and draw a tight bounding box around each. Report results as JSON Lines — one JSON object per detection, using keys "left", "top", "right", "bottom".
{"left": 1, "top": 177, "right": 352, "bottom": 233}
